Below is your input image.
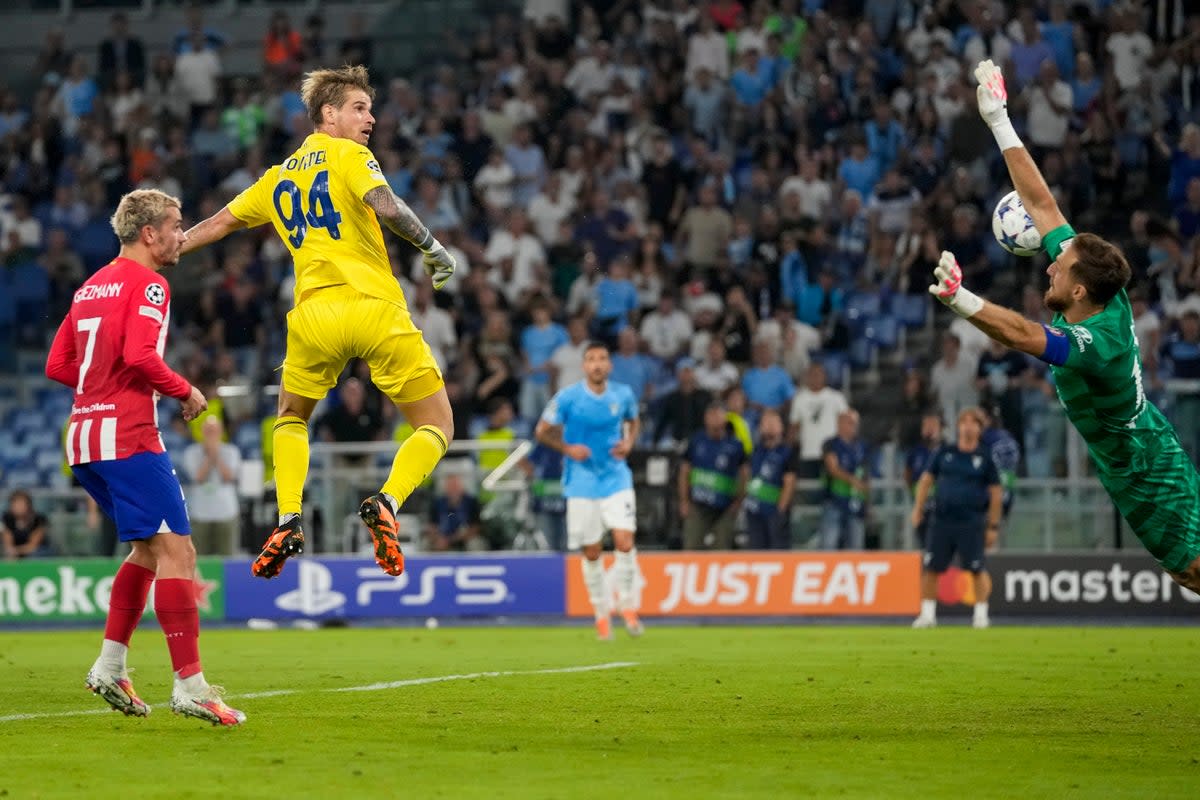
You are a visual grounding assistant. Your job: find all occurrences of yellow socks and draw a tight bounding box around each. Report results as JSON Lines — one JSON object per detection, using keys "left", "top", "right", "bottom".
{"left": 382, "top": 425, "right": 448, "bottom": 504}
{"left": 273, "top": 417, "right": 310, "bottom": 517}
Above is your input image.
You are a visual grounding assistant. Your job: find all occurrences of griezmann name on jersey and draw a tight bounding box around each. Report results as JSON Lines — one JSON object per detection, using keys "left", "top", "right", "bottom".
{"left": 45, "top": 257, "right": 191, "bottom": 465}
{"left": 1045, "top": 288, "right": 1200, "bottom": 572}
{"left": 227, "top": 132, "right": 403, "bottom": 308}
{"left": 541, "top": 381, "right": 638, "bottom": 499}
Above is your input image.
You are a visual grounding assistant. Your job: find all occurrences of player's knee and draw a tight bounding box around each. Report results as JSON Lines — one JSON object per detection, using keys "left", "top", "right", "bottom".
{"left": 582, "top": 543, "right": 603, "bottom": 561}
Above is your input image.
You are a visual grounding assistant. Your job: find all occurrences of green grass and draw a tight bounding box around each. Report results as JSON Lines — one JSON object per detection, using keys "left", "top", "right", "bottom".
{"left": 1, "top": 625, "right": 1198, "bottom": 798}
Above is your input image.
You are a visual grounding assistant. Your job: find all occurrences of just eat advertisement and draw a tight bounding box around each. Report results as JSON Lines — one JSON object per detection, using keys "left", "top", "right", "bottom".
{"left": 566, "top": 552, "right": 921, "bottom": 617}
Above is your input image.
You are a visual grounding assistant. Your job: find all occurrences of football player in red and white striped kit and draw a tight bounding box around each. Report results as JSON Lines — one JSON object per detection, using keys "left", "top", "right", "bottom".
{"left": 45, "top": 189, "right": 245, "bottom": 726}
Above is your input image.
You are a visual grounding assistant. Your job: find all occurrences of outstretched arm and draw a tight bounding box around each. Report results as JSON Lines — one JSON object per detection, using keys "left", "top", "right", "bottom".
{"left": 975, "top": 60, "right": 1070, "bottom": 238}
{"left": 181, "top": 207, "right": 247, "bottom": 256}
{"left": 363, "top": 186, "right": 456, "bottom": 289}
{"left": 929, "top": 250, "right": 1049, "bottom": 360}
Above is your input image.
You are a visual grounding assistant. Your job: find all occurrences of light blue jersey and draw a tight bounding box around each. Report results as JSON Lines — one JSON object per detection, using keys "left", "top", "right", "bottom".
{"left": 541, "top": 380, "right": 638, "bottom": 499}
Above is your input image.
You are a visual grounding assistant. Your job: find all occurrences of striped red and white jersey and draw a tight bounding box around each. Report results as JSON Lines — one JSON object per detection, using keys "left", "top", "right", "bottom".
{"left": 45, "top": 257, "right": 192, "bottom": 465}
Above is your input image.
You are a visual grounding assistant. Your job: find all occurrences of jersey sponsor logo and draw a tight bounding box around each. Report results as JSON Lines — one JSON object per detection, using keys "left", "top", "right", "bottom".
{"left": 144, "top": 283, "right": 166, "bottom": 305}
{"left": 71, "top": 402, "right": 117, "bottom": 415}
{"left": 1067, "top": 326, "right": 1093, "bottom": 353}
{"left": 73, "top": 282, "right": 124, "bottom": 303}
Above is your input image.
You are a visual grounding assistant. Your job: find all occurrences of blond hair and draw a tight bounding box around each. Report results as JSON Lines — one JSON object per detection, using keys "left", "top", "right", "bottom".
{"left": 300, "top": 65, "right": 375, "bottom": 127}
{"left": 110, "top": 189, "right": 181, "bottom": 244}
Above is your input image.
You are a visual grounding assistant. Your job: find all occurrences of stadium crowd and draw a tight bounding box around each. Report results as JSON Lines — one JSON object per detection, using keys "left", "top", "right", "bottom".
{"left": 2, "top": 0, "right": 1200, "bottom": 552}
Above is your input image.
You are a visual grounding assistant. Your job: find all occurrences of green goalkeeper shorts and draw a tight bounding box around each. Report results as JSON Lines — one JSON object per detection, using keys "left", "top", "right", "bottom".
{"left": 1103, "top": 441, "right": 1200, "bottom": 574}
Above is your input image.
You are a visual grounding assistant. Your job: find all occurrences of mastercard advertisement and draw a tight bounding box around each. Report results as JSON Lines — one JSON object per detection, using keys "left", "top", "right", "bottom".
{"left": 565, "top": 552, "right": 921, "bottom": 617}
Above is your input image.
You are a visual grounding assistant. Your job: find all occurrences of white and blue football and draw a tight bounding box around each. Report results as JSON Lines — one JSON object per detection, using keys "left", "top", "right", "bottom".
{"left": 991, "top": 190, "right": 1043, "bottom": 257}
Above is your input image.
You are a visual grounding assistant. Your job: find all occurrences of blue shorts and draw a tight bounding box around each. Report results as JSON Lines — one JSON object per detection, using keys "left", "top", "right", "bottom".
{"left": 73, "top": 451, "right": 191, "bottom": 542}
{"left": 924, "top": 517, "right": 985, "bottom": 574}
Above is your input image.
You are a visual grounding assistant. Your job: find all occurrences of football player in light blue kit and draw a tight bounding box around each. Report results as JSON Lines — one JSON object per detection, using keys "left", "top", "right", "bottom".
{"left": 535, "top": 341, "right": 643, "bottom": 640}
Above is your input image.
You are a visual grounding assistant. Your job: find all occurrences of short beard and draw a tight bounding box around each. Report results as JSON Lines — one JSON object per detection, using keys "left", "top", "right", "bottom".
{"left": 1044, "top": 290, "right": 1068, "bottom": 313}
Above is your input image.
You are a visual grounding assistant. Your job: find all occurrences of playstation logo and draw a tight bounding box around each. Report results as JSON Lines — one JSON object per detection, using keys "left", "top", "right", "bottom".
{"left": 275, "top": 561, "right": 346, "bottom": 615}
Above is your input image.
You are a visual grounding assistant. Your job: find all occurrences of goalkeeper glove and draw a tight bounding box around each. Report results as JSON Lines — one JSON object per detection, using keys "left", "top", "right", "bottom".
{"left": 929, "top": 250, "right": 984, "bottom": 319}
{"left": 974, "top": 59, "right": 1022, "bottom": 151}
{"left": 420, "top": 238, "right": 456, "bottom": 291}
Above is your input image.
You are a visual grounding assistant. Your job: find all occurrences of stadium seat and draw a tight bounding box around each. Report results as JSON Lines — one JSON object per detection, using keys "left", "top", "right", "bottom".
{"left": 234, "top": 421, "right": 262, "bottom": 452}
{"left": 843, "top": 292, "right": 882, "bottom": 333}
{"left": 849, "top": 337, "right": 875, "bottom": 370}
{"left": 818, "top": 352, "right": 848, "bottom": 388}
{"left": 893, "top": 294, "right": 928, "bottom": 328}
{"left": 864, "top": 315, "right": 900, "bottom": 349}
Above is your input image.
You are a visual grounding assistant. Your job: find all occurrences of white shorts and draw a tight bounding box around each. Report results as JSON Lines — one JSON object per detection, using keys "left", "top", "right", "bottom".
{"left": 565, "top": 488, "right": 637, "bottom": 550}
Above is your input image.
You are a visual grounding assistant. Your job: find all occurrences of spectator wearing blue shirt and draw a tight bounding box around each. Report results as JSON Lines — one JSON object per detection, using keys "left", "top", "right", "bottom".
{"left": 679, "top": 401, "right": 748, "bottom": 550}
{"left": 683, "top": 67, "right": 727, "bottom": 144}
{"left": 520, "top": 444, "right": 566, "bottom": 550}
{"left": 796, "top": 269, "right": 845, "bottom": 331}
{"left": 838, "top": 141, "right": 881, "bottom": 199}
{"left": 1175, "top": 177, "right": 1200, "bottom": 240}
{"left": 742, "top": 340, "right": 796, "bottom": 428}
{"left": 505, "top": 124, "right": 547, "bottom": 209}
{"left": 820, "top": 409, "right": 869, "bottom": 550}
{"left": 172, "top": 6, "right": 227, "bottom": 54}
{"left": 1042, "top": 2, "right": 1076, "bottom": 80}
{"left": 1009, "top": 10, "right": 1055, "bottom": 90}
{"left": 519, "top": 298, "right": 569, "bottom": 421}
{"left": 574, "top": 189, "right": 635, "bottom": 270}
{"left": 609, "top": 328, "right": 656, "bottom": 405}
{"left": 730, "top": 47, "right": 772, "bottom": 108}
{"left": 1161, "top": 310, "right": 1200, "bottom": 462}
{"left": 591, "top": 257, "right": 640, "bottom": 345}
{"left": 424, "top": 472, "right": 487, "bottom": 552}
{"left": 1160, "top": 124, "right": 1200, "bottom": 208}
{"left": 1070, "top": 52, "right": 1103, "bottom": 115}
{"left": 760, "top": 32, "right": 791, "bottom": 89}
{"left": 864, "top": 100, "right": 906, "bottom": 174}
{"left": 54, "top": 56, "right": 99, "bottom": 137}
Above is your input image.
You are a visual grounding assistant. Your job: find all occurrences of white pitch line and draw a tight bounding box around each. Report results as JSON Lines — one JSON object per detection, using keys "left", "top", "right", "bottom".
{"left": 0, "top": 661, "right": 640, "bottom": 723}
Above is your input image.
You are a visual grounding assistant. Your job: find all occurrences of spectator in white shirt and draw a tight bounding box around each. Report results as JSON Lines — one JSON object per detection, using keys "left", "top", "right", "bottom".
{"left": 474, "top": 147, "right": 516, "bottom": 212}
{"left": 787, "top": 362, "right": 849, "bottom": 478}
{"left": 182, "top": 416, "right": 242, "bottom": 555}
{"left": 1106, "top": 7, "right": 1155, "bottom": 92}
{"left": 174, "top": 29, "right": 222, "bottom": 122}
{"left": 1025, "top": 61, "right": 1073, "bottom": 150}
{"left": 756, "top": 301, "right": 821, "bottom": 380}
{"left": 527, "top": 172, "right": 575, "bottom": 245}
{"left": 484, "top": 208, "right": 545, "bottom": 304}
{"left": 549, "top": 315, "right": 590, "bottom": 390}
{"left": 686, "top": 13, "right": 729, "bottom": 82}
{"left": 564, "top": 39, "right": 615, "bottom": 100}
{"left": 408, "top": 282, "right": 457, "bottom": 372}
{"left": 930, "top": 333, "right": 980, "bottom": 441}
{"left": 694, "top": 339, "right": 741, "bottom": 396}
{"left": 779, "top": 156, "right": 834, "bottom": 222}
{"left": 640, "top": 292, "right": 694, "bottom": 363}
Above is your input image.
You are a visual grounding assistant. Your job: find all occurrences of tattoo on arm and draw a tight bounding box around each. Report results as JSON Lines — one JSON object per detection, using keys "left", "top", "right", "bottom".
{"left": 362, "top": 185, "right": 433, "bottom": 249}
{"left": 534, "top": 422, "right": 566, "bottom": 454}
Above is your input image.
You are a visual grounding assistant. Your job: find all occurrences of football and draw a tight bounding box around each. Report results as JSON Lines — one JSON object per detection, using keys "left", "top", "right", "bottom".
{"left": 992, "top": 190, "right": 1043, "bottom": 257}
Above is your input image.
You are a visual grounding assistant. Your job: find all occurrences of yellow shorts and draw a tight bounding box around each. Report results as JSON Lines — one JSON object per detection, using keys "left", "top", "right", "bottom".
{"left": 281, "top": 285, "right": 443, "bottom": 404}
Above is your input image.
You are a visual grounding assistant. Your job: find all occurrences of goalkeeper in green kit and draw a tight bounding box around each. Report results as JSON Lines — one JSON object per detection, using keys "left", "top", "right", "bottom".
{"left": 928, "top": 59, "right": 1200, "bottom": 592}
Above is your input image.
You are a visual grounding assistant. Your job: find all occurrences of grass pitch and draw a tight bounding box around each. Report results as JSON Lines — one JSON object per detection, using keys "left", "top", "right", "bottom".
{"left": 0, "top": 623, "right": 1197, "bottom": 799}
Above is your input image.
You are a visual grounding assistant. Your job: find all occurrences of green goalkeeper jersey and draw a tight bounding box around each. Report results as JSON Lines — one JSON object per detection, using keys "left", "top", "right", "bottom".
{"left": 1047, "top": 289, "right": 1200, "bottom": 572}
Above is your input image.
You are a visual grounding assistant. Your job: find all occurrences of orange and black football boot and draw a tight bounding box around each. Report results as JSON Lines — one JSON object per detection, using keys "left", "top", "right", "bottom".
{"left": 252, "top": 515, "right": 305, "bottom": 579}
{"left": 358, "top": 494, "right": 405, "bottom": 576}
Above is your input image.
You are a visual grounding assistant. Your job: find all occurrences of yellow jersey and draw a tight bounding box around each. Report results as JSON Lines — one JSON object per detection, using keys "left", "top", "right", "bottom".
{"left": 228, "top": 132, "right": 406, "bottom": 308}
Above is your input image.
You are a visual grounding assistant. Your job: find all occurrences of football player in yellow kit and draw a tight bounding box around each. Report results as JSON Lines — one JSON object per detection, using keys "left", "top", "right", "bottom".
{"left": 181, "top": 65, "right": 455, "bottom": 579}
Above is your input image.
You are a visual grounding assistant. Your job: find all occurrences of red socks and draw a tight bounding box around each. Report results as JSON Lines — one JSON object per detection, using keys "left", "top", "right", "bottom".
{"left": 103, "top": 562, "right": 155, "bottom": 646}
{"left": 155, "top": 577, "right": 202, "bottom": 678}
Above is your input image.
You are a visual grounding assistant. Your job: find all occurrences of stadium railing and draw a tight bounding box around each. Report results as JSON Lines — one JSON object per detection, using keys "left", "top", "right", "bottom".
{"left": 11, "top": 438, "right": 1132, "bottom": 558}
